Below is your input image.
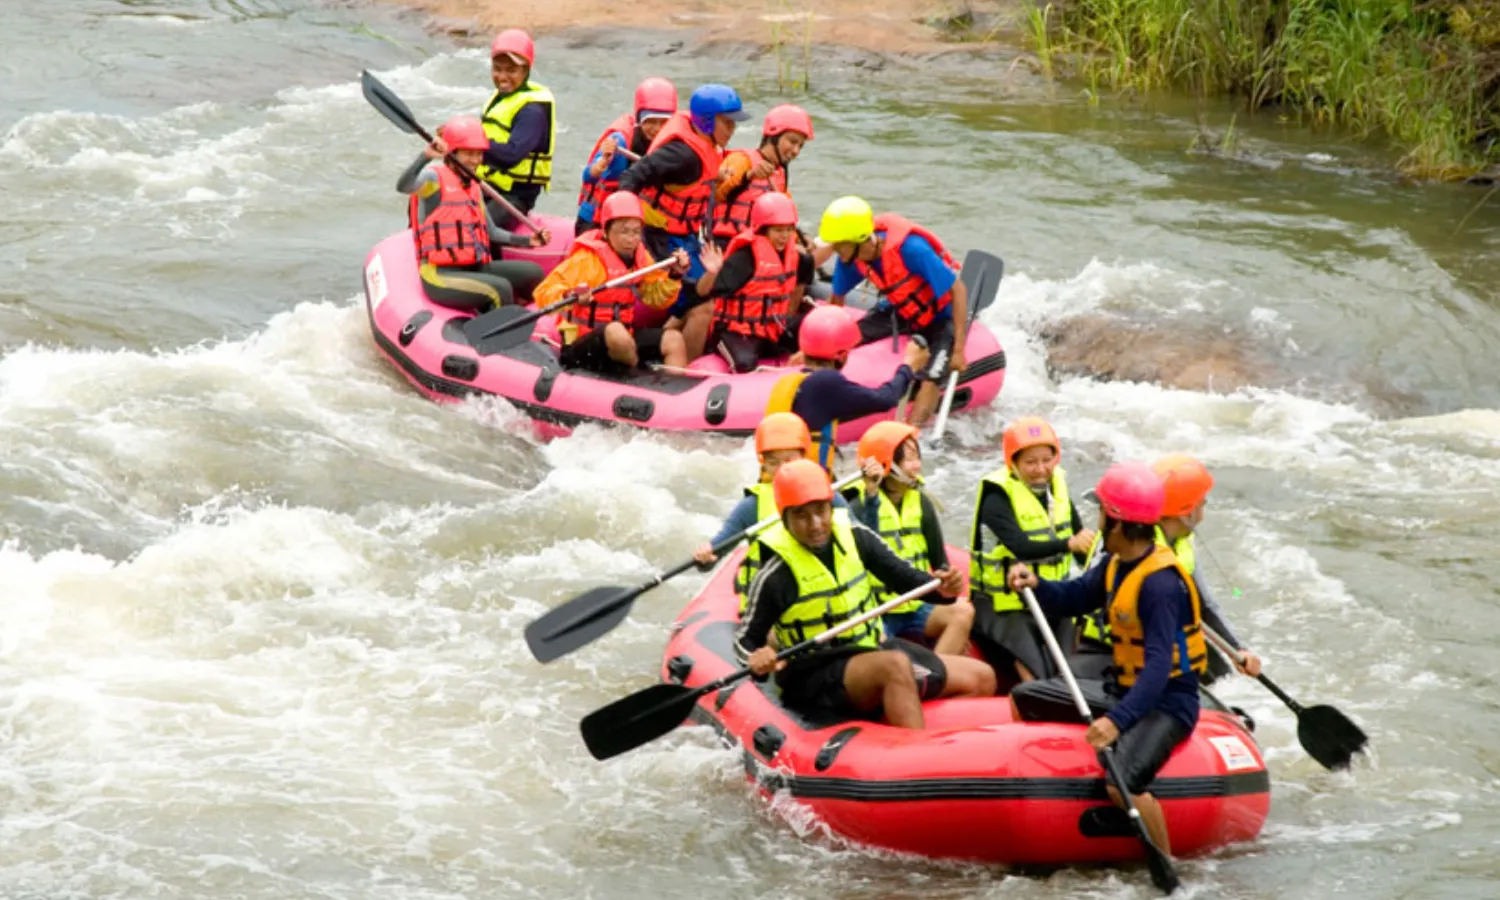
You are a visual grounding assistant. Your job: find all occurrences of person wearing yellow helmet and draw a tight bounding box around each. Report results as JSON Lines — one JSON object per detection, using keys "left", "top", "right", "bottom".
{"left": 818, "top": 195, "right": 969, "bottom": 428}
{"left": 849, "top": 421, "right": 975, "bottom": 656}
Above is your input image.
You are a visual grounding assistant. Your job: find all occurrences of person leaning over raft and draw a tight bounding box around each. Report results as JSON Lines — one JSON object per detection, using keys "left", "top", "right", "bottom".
{"left": 395, "top": 116, "right": 549, "bottom": 313}
{"left": 575, "top": 77, "right": 678, "bottom": 236}
{"left": 474, "top": 28, "right": 555, "bottom": 231}
{"left": 818, "top": 195, "right": 969, "bottom": 427}
{"left": 764, "top": 305, "right": 929, "bottom": 472}
{"left": 1006, "top": 460, "right": 1207, "bottom": 857}
{"left": 737, "top": 460, "right": 997, "bottom": 728}
{"left": 535, "top": 191, "right": 690, "bottom": 372}
{"left": 967, "top": 416, "right": 1095, "bottom": 685}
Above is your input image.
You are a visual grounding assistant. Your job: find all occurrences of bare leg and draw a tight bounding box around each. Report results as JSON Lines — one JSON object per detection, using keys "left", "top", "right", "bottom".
{"left": 843, "top": 649, "right": 923, "bottom": 729}
{"left": 659, "top": 329, "right": 687, "bottom": 368}
{"left": 681, "top": 303, "right": 714, "bottom": 360}
{"left": 1107, "top": 786, "right": 1171, "bottom": 856}
{"left": 907, "top": 380, "right": 942, "bottom": 427}
{"left": 1015, "top": 660, "right": 1037, "bottom": 682}
{"left": 925, "top": 600, "right": 974, "bottom": 657}
{"left": 937, "top": 655, "right": 997, "bottom": 698}
{"left": 604, "top": 322, "right": 638, "bottom": 368}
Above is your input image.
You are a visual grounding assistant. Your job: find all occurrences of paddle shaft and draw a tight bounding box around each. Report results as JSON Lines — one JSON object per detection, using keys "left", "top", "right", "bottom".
{"left": 1203, "top": 623, "right": 1304, "bottom": 714}
{"left": 932, "top": 253, "right": 1003, "bottom": 440}
{"left": 476, "top": 257, "right": 679, "bottom": 342}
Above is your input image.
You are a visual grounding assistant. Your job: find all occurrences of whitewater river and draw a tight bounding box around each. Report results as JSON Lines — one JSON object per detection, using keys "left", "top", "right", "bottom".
{"left": 4, "top": 1, "right": 1500, "bottom": 897}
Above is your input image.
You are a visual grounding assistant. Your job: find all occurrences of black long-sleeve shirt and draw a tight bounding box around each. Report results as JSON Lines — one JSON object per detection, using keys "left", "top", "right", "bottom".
{"left": 617, "top": 142, "right": 703, "bottom": 196}
{"left": 977, "top": 486, "right": 1086, "bottom": 566}
{"left": 849, "top": 488, "right": 949, "bottom": 571}
{"left": 735, "top": 522, "right": 948, "bottom": 666}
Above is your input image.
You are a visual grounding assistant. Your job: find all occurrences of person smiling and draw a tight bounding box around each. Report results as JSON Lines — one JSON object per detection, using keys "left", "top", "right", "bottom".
{"left": 474, "top": 28, "right": 555, "bottom": 231}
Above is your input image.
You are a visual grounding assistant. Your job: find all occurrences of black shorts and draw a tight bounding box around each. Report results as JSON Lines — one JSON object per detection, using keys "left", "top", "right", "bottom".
{"left": 558, "top": 326, "right": 667, "bottom": 372}
{"left": 713, "top": 320, "right": 802, "bottom": 373}
{"left": 971, "top": 604, "right": 1069, "bottom": 680}
{"left": 778, "top": 639, "right": 947, "bottom": 717}
{"left": 1011, "top": 678, "right": 1192, "bottom": 794}
{"left": 855, "top": 311, "right": 957, "bottom": 382}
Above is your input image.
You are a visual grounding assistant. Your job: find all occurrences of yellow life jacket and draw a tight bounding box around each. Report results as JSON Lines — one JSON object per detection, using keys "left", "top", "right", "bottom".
{"left": 474, "top": 82, "right": 556, "bottom": 192}
{"left": 757, "top": 510, "right": 883, "bottom": 651}
{"left": 734, "top": 482, "right": 779, "bottom": 613}
{"left": 862, "top": 483, "right": 930, "bottom": 614}
{"left": 1106, "top": 544, "right": 1208, "bottom": 687}
{"left": 1080, "top": 528, "right": 1196, "bottom": 644}
{"left": 765, "top": 371, "right": 838, "bottom": 471}
{"left": 969, "top": 467, "right": 1074, "bottom": 612}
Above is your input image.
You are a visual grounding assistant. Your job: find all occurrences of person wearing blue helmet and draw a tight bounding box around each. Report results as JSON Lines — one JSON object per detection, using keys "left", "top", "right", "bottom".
{"left": 618, "top": 83, "right": 747, "bottom": 361}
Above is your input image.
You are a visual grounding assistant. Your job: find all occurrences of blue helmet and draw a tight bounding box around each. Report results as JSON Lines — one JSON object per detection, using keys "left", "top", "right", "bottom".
{"left": 689, "top": 84, "right": 750, "bottom": 133}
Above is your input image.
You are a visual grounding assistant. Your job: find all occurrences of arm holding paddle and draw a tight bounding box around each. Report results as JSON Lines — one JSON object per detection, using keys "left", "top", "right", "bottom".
{"left": 693, "top": 472, "right": 862, "bottom": 567}
{"left": 948, "top": 276, "right": 969, "bottom": 375}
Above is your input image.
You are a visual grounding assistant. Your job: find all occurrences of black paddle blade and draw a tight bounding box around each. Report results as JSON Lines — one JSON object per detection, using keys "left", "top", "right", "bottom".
{"left": 360, "top": 69, "right": 424, "bottom": 137}
{"left": 1298, "top": 704, "right": 1369, "bottom": 771}
{"left": 524, "top": 586, "right": 638, "bottom": 663}
{"left": 1099, "top": 748, "right": 1180, "bottom": 895}
{"left": 958, "top": 249, "right": 1005, "bottom": 322}
{"left": 463, "top": 306, "right": 537, "bottom": 355}
{"left": 1146, "top": 843, "right": 1182, "bottom": 895}
{"left": 580, "top": 682, "right": 700, "bottom": 760}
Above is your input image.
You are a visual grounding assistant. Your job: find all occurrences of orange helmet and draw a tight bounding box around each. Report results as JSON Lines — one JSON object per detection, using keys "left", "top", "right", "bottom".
{"left": 1153, "top": 454, "right": 1214, "bottom": 518}
{"left": 773, "top": 458, "right": 834, "bottom": 512}
{"left": 857, "top": 421, "right": 919, "bottom": 475}
{"left": 755, "top": 412, "right": 811, "bottom": 457}
{"left": 1001, "top": 416, "right": 1060, "bottom": 464}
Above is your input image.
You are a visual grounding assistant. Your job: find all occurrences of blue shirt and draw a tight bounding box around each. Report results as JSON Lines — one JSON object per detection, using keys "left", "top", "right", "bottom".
{"left": 577, "top": 133, "right": 631, "bottom": 223}
{"left": 830, "top": 232, "right": 956, "bottom": 320}
{"left": 1030, "top": 554, "right": 1201, "bottom": 733}
{"left": 709, "top": 490, "right": 848, "bottom": 546}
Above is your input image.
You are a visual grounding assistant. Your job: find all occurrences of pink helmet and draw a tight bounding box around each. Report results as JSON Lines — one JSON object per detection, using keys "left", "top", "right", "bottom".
{"left": 1094, "top": 461, "right": 1166, "bottom": 525}
{"left": 633, "top": 77, "right": 678, "bottom": 121}
{"left": 799, "top": 306, "right": 859, "bottom": 362}
{"left": 749, "top": 192, "right": 798, "bottom": 231}
{"left": 441, "top": 116, "right": 489, "bottom": 152}
{"left": 763, "top": 104, "right": 814, "bottom": 139}
{"left": 600, "top": 191, "right": 645, "bottom": 226}
{"left": 490, "top": 28, "right": 535, "bottom": 66}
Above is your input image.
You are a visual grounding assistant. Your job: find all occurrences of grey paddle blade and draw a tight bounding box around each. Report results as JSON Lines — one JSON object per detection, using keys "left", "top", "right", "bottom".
{"left": 464, "top": 306, "right": 537, "bottom": 355}
{"left": 524, "top": 586, "right": 638, "bottom": 663}
{"left": 580, "top": 682, "right": 700, "bottom": 760}
{"left": 958, "top": 249, "right": 1005, "bottom": 322}
{"left": 360, "top": 69, "right": 423, "bottom": 136}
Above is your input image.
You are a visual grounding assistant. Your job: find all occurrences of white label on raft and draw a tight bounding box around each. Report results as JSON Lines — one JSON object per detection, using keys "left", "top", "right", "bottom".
{"left": 366, "top": 255, "right": 388, "bottom": 309}
{"left": 1210, "top": 736, "right": 1258, "bottom": 771}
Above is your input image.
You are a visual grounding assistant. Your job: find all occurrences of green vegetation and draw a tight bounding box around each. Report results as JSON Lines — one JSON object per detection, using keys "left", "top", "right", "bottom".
{"left": 1023, "top": 0, "right": 1500, "bottom": 179}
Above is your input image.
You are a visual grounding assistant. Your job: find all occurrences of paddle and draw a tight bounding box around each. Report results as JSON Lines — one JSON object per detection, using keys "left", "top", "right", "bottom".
{"left": 580, "top": 579, "right": 943, "bottom": 760}
{"left": 467, "top": 257, "right": 679, "bottom": 354}
{"left": 1202, "top": 625, "right": 1367, "bottom": 771}
{"left": 360, "top": 69, "right": 543, "bottom": 234}
{"left": 525, "top": 471, "right": 865, "bottom": 663}
{"left": 930, "top": 250, "right": 1005, "bottom": 441}
{"left": 1020, "top": 586, "right": 1180, "bottom": 895}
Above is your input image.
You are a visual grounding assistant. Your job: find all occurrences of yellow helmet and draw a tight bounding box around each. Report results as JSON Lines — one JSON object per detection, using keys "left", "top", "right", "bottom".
{"left": 818, "top": 195, "right": 875, "bottom": 245}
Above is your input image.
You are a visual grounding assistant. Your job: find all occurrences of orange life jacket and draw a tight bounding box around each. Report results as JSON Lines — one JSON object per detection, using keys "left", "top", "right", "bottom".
{"left": 562, "top": 231, "right": 654, "bottom": 334}
{"left": 854, "top": 213, "right": 958, "bottom": 329}
{"left": 409, "top": 164, "right": 492, "bottom": 268}
{"left": 637, "top": 113, "right": 721, "bottom": 236}
{"left": 714, "top": 233, "right": 798, "bottom": 341}
{"left": 576, "top": 113, "right": 635, "bottom": 225}
{"left": 710, "top": 148, "right": 788, "bottom": 239}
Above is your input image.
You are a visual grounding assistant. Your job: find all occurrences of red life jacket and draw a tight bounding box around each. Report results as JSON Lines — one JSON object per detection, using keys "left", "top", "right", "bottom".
{"left": 563, "top": 230, "right": 654, "bottom": 334}
{"left": 714, "top": 233, "right": 799, "bottom": 341}
{"left": 576, "top": 113, "right": 635, "bottom": 225}
{"left": 710, "top": 148, "right": 788, "bottom": 239}
{"left": 409, "top": 165, "right": 492, "bottom": 267}
{"left": 854, "top": 213, "right": 958, "bottom": 329}
{"left": 637, "top": 113, "right": 721, "bottom": 236}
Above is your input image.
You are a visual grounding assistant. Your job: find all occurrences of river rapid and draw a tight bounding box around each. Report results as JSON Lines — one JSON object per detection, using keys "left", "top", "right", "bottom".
{"left": 3, "top": 2, "right": 1500, "bottom": 898}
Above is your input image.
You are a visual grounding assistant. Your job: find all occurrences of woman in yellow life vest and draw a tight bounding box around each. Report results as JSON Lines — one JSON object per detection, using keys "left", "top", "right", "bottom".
{"left": 475, "top": 29, "right": 556, "bottom": 230}
{"left": 1007, "top": 461, "right": 1207, "bottom": 858}
{"left": 848, "top": 421, "right": 975, "bottom": 656}
{"left": 968, "top": 417, "right": 1097, "bottom": 684}
{"left": 736, "top": 460, "right": 995, "bottom": 728}
{"left": 692, "top": 412, "right": 849, "bottom": 610}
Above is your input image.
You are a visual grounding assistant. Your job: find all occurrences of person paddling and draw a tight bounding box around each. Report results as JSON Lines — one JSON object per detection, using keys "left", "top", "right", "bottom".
{"left": 395, "top": 115, "right": 549, "bottom": 313}
{"left": 765, "top": 305, "right": 929, "bottom": 471}
{"left": 474, "top": 28, "right": 555, "bottom": 231}
{"left": 535, "top": 191, "right": 690, "bottom": 372}
{"left": 818, "top": 195, "right": 969, "bottom": 427}
{"left": 737, "top": 460, "right": 996, "bottom": 728}
{"left": 575, "top": 77, "right": 677, "bottom": 236}
{"left": 1007, "top": 461, "right": 1205, "bottom": 858}
{"left": 851, "top": 421, "right": 975, "bottom": 656}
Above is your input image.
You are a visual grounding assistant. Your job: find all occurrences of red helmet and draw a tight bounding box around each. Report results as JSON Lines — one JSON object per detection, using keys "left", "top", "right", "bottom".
{"left": 1095, "top": 461, "right": 1166, "bottom": 525}
{"left": 749, "top": 192, "right": 798, "bottom": 231}
{"left": 490, "top": 28, "right": 535, "bottom": 66}
{"left": 1153, "top": 454, "right": 1214, "bottom": 518}
{"left": 633, "top": 77, "right": 678, "bottom": 121}
{"left": 599, "top": 191, "right": 644, "bottom": 227}
{"left": 1001, "top": 416, "right": 1060, "bottom": 465}
{"left": 440, "top": 116, "right": 489, "bottom": 152}
{"left": 763, "top": 104, "right": 814, "bottom": 139}
{"left": 798, "top": 306, "right": 859, "bottom": 362}
{"left": 773, "top": 458, "right": 834, "bottom": 512}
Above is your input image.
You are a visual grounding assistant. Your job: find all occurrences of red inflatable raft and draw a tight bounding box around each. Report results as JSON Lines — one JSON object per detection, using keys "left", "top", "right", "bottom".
{"left": 658, "top": 547, "right": 1271, "bottom": 866}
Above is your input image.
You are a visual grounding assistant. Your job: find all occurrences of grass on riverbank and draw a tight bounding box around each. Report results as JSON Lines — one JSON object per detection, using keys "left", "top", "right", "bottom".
{"left": 1023, "top": 0, "right": 1500, "bottom": 179}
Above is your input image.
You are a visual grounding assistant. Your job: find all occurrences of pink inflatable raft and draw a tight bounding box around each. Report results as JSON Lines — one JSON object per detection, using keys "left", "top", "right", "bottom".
{"left": 361, "top": 215, "right": 1007, "bottom": 440}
